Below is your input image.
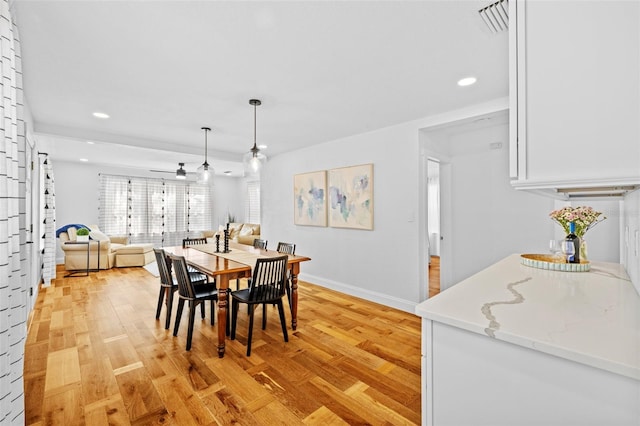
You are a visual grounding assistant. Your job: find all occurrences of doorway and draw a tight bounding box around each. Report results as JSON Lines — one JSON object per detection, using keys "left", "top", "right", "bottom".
{"left": 427, "top": 159, "right": 441, "bottom": 297}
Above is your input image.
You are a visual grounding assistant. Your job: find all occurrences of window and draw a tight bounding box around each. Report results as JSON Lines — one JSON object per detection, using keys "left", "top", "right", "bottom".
{"left": 99, "top": 174, "right": 212, "bottom": 246}
{"left": 246, "top": 180, "right": 260, "bottom": 224}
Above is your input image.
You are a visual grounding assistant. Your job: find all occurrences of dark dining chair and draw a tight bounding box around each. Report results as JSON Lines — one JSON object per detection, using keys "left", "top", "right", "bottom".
{"left": 170, "top": 254, "right": 220, "bottom": 351}
{"left": 230, "top": 255, "right": 289, "bottom": 356}
{"left": 182, "top": 236, "right": 214, "bottom": 280}
{"left": 253, "top": 238, "right": 268, "bottom": 250}
{"left": 277, "top": 242, "right": 296, "bottom": 310}
{"left": 154, "top": 248, "right": 209, "bottom": 329}
{"left": 276, "top": 242, "right": 296, "bottom": 255}
{"left": 182, "top": 237, "right": 207, "bottom": 248}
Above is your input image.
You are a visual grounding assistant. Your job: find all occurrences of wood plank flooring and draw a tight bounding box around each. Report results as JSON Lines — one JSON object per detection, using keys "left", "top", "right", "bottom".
{"left": 24, "top": 265, "right": 421, "bottom": 425}
{"left": 429, "top": 256, "right": 440, "bottom": 298}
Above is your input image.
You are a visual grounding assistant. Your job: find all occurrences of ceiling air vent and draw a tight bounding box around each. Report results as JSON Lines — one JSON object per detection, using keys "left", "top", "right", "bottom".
{"left": 479, "top": 0, "right": 509, "bottom": 34}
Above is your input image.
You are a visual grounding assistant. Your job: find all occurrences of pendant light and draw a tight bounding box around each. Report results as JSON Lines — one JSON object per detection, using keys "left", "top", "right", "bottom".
{"left": 176, "top": 162, "right": 187, "bottom": 180}
{"left": 243, "top": 99, "right": 267, "bottom": 176}
{"left": 197, "top": 126, "right": 213, "bottom": 184}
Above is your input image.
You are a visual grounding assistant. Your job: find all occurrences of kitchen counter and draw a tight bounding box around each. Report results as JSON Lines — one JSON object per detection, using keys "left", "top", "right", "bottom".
{"left": 416, "top": 254, "right": 640, "bottom": 379}
{"left": 415, "top": 254, "right": 640, "bottom": 425}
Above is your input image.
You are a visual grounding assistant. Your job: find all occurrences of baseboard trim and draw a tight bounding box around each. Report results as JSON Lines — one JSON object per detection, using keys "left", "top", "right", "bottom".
{"left": 299, "top": 273, "right": 417, "bottom": 314}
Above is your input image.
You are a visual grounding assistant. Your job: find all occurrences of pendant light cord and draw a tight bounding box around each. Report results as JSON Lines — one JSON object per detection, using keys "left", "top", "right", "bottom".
{"left": 201, "top": 126, "right": 211, "bottom": 167}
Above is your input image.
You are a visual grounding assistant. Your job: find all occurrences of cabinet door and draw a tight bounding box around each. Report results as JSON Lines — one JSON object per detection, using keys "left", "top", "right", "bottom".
{"left": 510, "top": 0, "right": 640, "bottom": 184}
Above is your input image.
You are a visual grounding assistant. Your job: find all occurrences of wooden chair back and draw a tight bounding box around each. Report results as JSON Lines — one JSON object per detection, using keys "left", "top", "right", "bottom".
{"left": 253, "top": 238, "right": 268, "bottom": 250}
{"left": 276, "top": 242, "right": 296, "bottom": 255}
{"left": 248, "top": 255, "right": 288, "bottom": 303}
{"left": 169, "top": 254, "right": 197, "bottom": 300}
{"left": 182, "top": 237, "right": 207, "bottom": 248}
{"left": 153, "top": 248, "right": 173, "bottom": 287}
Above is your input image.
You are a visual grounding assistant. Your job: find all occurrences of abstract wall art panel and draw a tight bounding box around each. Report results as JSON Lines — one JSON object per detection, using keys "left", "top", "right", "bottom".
{"left": 328, "top": 164, "right": 373, "bottom": 230}
{"left": 293, "top": 170, "right": 327, "bottom": 226}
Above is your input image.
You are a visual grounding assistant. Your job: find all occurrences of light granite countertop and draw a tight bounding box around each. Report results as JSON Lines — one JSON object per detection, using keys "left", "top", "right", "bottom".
{"left": 415, "top": 254, "right": 640, "bottom": 380}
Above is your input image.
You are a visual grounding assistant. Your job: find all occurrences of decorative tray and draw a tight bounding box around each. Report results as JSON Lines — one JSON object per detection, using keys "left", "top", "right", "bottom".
{"left": 520, "top": 254, "right": 591, "bottom": 272}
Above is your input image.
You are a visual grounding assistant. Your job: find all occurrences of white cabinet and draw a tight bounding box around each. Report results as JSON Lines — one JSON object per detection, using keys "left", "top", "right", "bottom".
{"left": 509, "top": 0, "right": 640, "bottom": 191}
{"left": 415, "top": 255, "right": 640, "bottom": 425}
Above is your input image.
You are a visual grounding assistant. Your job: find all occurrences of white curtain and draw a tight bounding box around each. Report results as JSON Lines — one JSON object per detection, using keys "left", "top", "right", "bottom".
{"left": 41, "top": 156, "right": 56, "bottom": 286}
{"left": 98, "top": 174, "right": 212, "bottom": 247}
{"left": 245, "top": 180, "right": 261, "bottom": 224}
{"left": 0, "top": 4, "right": 28, "bottom": 423}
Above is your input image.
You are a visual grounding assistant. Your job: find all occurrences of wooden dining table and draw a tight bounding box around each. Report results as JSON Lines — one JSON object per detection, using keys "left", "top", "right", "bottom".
{"left": 164, "top": 242, "right": 311, "bottom": 357}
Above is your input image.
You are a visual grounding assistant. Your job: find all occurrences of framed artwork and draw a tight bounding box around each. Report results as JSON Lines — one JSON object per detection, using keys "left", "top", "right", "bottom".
{"left": 293, "top": 170, "right": 327, "bottom": 226}
{"left": 328, "top": 163, "right": 373, "bottom": 230}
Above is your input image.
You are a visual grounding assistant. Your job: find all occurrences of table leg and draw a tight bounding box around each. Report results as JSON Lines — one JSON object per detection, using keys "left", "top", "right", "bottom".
{"left": 217, "top": 275, "right": 229, "bottom": 358}
{"left": 291, "top": 264, "right": 300, "bottom": 330}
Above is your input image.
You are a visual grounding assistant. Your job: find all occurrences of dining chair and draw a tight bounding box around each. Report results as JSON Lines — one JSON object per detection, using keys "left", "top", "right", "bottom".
{"left": 182, "top": 237, "right": 207, "bottom": 248}
{"left": 276, "top": 242, "right": 296, "bottom": 255}
{"left": 170, "top": 253, "right": 220, "bottom": 351}
{"left": 154, "top": 248, "right": 209, "bottom": 329}
{"left": 277, "top": 242, "right": 296, "bottom": 310}
{"left": 253, "top": 238, "right": 268, "bottom": 250}
{"left": 182, "top": 236, "right": 215, "bottom": 280}
{"left": 230, "top": 255, "right": 289, "bottom": 356}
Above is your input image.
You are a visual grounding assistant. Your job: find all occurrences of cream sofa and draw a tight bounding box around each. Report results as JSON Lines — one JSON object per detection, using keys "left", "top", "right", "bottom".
{"left": 202, "top": 223, "right": 261, "bottom": 246}
{"left": 59, "top": 225, "right": 154, "bottom": 270}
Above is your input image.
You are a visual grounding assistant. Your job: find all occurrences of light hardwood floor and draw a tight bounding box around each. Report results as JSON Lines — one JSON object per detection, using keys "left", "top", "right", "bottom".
{"left": 24, "top": 265, "right": 421, "bottom": 425}
{"left": 429, "top": 256, "right": 440, "bottom": 298}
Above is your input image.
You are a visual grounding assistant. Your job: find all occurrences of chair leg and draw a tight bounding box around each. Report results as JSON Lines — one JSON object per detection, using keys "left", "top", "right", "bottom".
{"left": 210, "top": 299, "right": 215, "bottom": 326}
{"left": 262, "top": 304, "right": 267, "bottom": 330}
{"left": 200, "top": 299, "right": 205, "bottom": 319}
{"left": 247, "top": 305, "right": 255, "bottom": 356}
{"left": 156, "top": 287, "right": 165, "bottom": 320}
{"left": 173, "top": 299, "right": 185, "bottom": 336}
{"left": 165, "top": 289, "right": 175, "bottom": 330}
{"left": 186, "top": 301, "right": 197, "bottom": 351}
{"left": 231, "top": 299, "right": 239, "bottom": 340}
{"left": 277, "top": 300, "right": 289, "bottom": 342}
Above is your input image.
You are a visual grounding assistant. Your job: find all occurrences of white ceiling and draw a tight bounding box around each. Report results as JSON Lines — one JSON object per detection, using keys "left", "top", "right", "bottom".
{"left": 12, "top": 0, "right": 508, "bottom": 176}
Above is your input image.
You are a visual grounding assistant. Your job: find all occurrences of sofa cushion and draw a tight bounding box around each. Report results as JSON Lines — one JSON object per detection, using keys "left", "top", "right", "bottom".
{"left": 239, "top": 225, "right": 253, "bottom": 237}
{"left": 89, "top": 230, "right": 110, "bottom": 241}
{"left": 243, "top": 223, "right": 260, "bottom": 235}
{"left": 228, "top": 223, "right": 243, "bottom": 239}
{"left": 113, "top": 243, "right": 153, "bottom": 255}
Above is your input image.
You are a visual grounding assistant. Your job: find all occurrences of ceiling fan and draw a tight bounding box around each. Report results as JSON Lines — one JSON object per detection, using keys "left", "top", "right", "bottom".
{"left": 149, "top": 162, "right": 195, "bottom": 179}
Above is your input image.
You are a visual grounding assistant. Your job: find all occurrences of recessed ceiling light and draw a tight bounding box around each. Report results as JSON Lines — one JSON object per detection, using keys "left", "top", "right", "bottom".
{"left": 258, "top": 144, "right": 267, "bottom": 150}
{"left": 457, "top": 77, "right": 477, "bottom": 87}
{"left": 92, "top": 112, "right": 110, "bottom": 119}
{"left": 87, "top": 141, "right": 95, "bottom": 145}
{"left": 79, "top": 158, "right": 88, "bottom": 162}
{"left": 223, "top": 171, "right": 232, "bottom": 175}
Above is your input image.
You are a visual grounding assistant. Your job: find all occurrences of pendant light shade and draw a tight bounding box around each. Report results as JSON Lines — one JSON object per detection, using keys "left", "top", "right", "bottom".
{"left": 243, "top": 99, "right": 267, "bottom": 176}
{"left": 197, "top": 126, "right": 213, "bottom": 184}
{"left": 176, "top": 162, "right": 187, "bottom": 180}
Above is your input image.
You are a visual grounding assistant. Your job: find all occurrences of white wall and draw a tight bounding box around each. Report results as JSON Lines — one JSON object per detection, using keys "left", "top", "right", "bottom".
{"left": 551, "top": 199, "right": 621, "bottom": 264}
{"left": 425, "top": 121, "right": 555, "bottom": 288}
{"left": 623, "top": 189, "right": 640, "bottom": 292}
{"left": 261, "top": 121, "right": 421, "bottom": 311}
{"left": 51, "top": 160, "right": 245, "bottom": 263}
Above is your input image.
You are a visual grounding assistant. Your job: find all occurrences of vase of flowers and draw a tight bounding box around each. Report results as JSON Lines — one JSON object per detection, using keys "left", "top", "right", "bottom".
{"left": 549, "top": 206, "right": 606, "bottom": 261}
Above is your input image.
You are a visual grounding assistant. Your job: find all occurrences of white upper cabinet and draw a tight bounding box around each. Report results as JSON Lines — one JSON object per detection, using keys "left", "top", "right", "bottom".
{"left": 509, "top": 0, "right": 640, "bottom": 193}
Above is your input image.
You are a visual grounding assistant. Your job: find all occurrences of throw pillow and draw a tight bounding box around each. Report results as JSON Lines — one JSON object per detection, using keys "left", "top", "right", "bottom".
{"left": 89, "top": 230, "right": 110, "bottom": 242}
{"left": 67, "top": 227, "right": 78, "bottom": 242}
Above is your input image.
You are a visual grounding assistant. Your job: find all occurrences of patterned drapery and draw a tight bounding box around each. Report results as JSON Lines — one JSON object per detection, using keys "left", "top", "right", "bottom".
{"left": 41, "top": 156, "right": 56, "bottom": 286}
{"left": 0, "top": 2, "right": 28, "bottom": 423}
